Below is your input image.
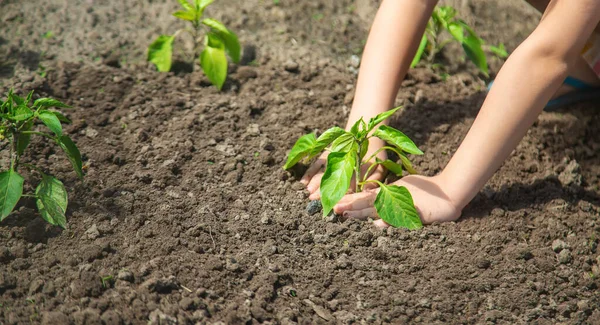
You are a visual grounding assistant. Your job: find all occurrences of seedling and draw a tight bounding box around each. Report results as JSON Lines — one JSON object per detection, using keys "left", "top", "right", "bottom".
{"left": 411, "top": 6, "right": 508, "bottom": 77}
{"left": 100, "top": 275, "right": 114, "bottom": 288}
{"left": 147, "top": 0, "right": 241, "bottom": 90}
{"left": 0, "top": 89, "right": 83, "bottom": 228}
{"left": 283, "top": 107, "right": 423, "bottom": 229}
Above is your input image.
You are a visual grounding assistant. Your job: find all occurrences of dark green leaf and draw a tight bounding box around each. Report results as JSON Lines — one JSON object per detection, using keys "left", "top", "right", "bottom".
{"left": 399, "top": 154, "right": 418, "bottom": 174}
{"left": 51, "top": 111, "right": 71, "bottom": 124}
{"left": 38, "top": 110, "right": 62, "bottom": 136}
{"left": 10, "top": 105, "right": 33, "bottom": 121}
{"left": 321, "top": 151, "right": 355, "bottom": 216}
{"left": 462, "top": 35, "right": 488, "bottom": 76}
{"left": 173, "top": 10, "right": 196, "bottom": 21}
{"left": 200, "top": 34, "right": 228, "bottom": 90}
{"left": 367, "top": 106, "right": 401, "bottom": 132}
{"left": 148, "top": 35, "right": 175, "bottom": 72}
{"left": 311, "top": 127, "right": 345, "bottom": 155}
{"left": 0, "top": 169, "right": 24, "bottom": 222}
{"left": 410, "top": 34, "right": 428, "bottom": 68}
{"left": 373, "top": 125, "right": 423, "bottom": 155}
{"left": 330, "top": 133, "right": 357, "bottom": 153}
{"left": 33, "top": 98, "right": 71, "bottom": 109}
{"left": 283, "top": 133, "right": 317, "bottom": 169}
{"left": 9, "top": 91, "right": 25, "bottom": 106}
{"left": 377, "top": 158, "right": 403, "bottom": 176}
{"left": 202, "top": 18, "right": 241, "bottom": 63}
{"left": 36, "top": 175, "right": 68, "bottom": 228}
{"left": 16, "top": 120, "right": 33, "bottom": 156}
{"left": 57, "top": 135, "right": 83, "bottom": 179}
{"left": 374, "top": 184, "right": 422, "bottom": 229}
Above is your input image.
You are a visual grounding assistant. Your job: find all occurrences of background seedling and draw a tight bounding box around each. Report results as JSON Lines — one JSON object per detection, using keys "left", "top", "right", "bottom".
{"left": 411, "top": 6, "right": 508, "bottom": 77}
{"left": 0, "top": 89, "right": 83, "bottom": 228}
{"left": 283, "top": 107, "right": 423, "bottom": 229}
{"left": 147, "top": 0, "right": 241, "bottom": 90}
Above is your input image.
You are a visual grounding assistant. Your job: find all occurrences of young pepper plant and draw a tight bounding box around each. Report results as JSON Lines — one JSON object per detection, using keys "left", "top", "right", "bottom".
{"left": 0, "top": 89, "right": 83, "bottom": 228}
{"left": 283, "top": 107, "right": 423, "bottom": 229}
{"left": 147, "top": 0, "right": 241, "bottom": 90}
{"left": 411, "top": 6, "right": 508, "bottom": 77}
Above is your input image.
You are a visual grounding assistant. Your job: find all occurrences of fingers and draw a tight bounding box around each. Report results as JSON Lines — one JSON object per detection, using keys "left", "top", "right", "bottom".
{"left": 333, "top": 190, "right": 378, "bottom": 214}
{"left": 373, "top": 219, "right": 390, "bottom": 228}
{"left": 306, "top": 173, "right": 323, "bottom": 199}
{"left": 300, "top": 158, "right": 326, "bottom": 186}
{"left": 342, "top": 207, "right": 378, "bottom": 220}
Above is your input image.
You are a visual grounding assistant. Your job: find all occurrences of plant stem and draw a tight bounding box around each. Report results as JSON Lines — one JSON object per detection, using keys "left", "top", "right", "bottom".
{"left": 21, "top": 163, "right": 44, "bottom": 175}
{"left": 363, "top": 161, "right": 382, "bottom": 184}
{"left": 355, "top": 141, "right": 362, "bottom": 193}
{"left": 20, "top": 131, "right": 55, "bottom": 140}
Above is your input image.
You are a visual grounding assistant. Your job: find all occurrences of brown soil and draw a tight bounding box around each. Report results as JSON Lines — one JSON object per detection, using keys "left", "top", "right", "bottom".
{"left": 1, "top": 0, "right": 600, "bottom": 324}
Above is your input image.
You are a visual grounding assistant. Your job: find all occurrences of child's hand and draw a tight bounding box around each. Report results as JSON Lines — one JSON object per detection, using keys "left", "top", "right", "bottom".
{"left": 301, "top": 138, "right": 387, "bottom": 200}
{"left": 333, "top": 175, "right": 461, "bottom": 227}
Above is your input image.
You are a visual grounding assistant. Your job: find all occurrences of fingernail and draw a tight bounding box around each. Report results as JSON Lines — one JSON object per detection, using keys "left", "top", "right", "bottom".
{"left": 343, "top": 211, "right": 349, "bottom": 217}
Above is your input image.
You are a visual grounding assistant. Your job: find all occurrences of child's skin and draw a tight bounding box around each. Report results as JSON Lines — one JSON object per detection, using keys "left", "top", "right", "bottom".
{"left": 301, "top": 0, "right": 600, "bottom": 228}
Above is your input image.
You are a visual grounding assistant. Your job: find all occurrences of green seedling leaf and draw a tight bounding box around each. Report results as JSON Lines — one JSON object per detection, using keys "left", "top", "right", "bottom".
{"left": 367, "top": 106, "right": 402, "bottom": 132}
{"left": 202, "top": 18, "right": 241, "bottom": 63}
{"left": 200, "top": 33, "right": 228, "bottom": 90}
{"left": 447, "top": 22, "right": 464, "bottom": 42}
{"left": 38, "top": 110, "right": 62, "bottom": 136}
{"left": 58, "top": 135, "right": 83, "bottom": 179}
{"left": 16, "top": 120, "right": 34, "bottom": 156}
{"left": 349, "top": 118, "right": 367, "bottom": 138}
{"left": 283, "top": 133, "right": 317, "bottom": 169}
{"left": 36, "top": 175, "right": 68, "bottom": 228}
{"left": 173, "top": 10, "right": 196, "bottom": 21}
{"left": 25, "top": 90, "right": 34, "bottom": 105}
{"left": 11, "top": 105, "right": 33, "bottom": 121}
{"left": 374, "top": 184, "right": 422, "bottom": 229}
{"left": 462, "top": 34, "right": 488, "bottom": 76}
{"left": 321, "top": 151, "right": 355, "bottom": 216}
{"left": 373, "top": 125, "right": 423, "bottom": 155}
{"left": 9, "top": 91, "right": 25, "bottom": 106}
{"left": 148, "top": 35, "right": 175, "bottom": 72}
{"left": 399, "top": 154, "right": 417, "bottom": 174}
{"left": 376, "top": 158, "right": 403, "bottom": 176}
{"left": 311, "top": 126, "right": 345, "bottom": 155}
{"left": 489, "top": 43, "right": 508, "bottom": 58}
{"left": 33, "top": 98, "right": 71, "bottom": 109}
{"left": 195, "top": 0, "right": 214, "bottom": 11}
{"left": 51, "top": 111, "right": 71, "bottom": 124}
{"left": 177, "top": 0, "right": 194, "bottom": 12}
{"left": 410, "top": 34, "right": 428, "bottom": 68}
{"left": 330, "top": 132, "right": 357, "bottom": 153}
{"left": 0, "top": 169, "right": 24, "bottom": 221}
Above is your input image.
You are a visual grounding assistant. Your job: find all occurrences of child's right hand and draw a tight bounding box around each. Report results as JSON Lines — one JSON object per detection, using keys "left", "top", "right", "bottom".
{"left": 300, "top": 138, "right": 388, "bottom": 200}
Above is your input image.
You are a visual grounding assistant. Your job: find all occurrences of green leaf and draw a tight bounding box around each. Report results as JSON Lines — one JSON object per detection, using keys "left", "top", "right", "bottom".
{"left": 38, "top": 110, "right": 62, "bottom": 136}
{"left": 349, "top": 118, "right": 366, "bottom": 137}
{"left": 374, "top": 184, "right": 422, "bottom": 229}
{"left": 462, "top": 35, "right": 488, "bottom": 76}
{"left": 16, "top": 120, "right": 33, "bottom": 156}
{"left": 0, "top": 169, "right": 24, "bottom": 222}
{"left": 35, "top": 175, "right": 68, "bottom": 228}
{"left": 320, "top": 151, "right": 355, "bottom": 216}
{"left": 57, "top": 135, "right": 83, "bottom": 179}
{"left": 33, "top": 98, "right": 71, "bottom": 109}
{"left": 330, "top": 132, "right": 357, "bottom": 153}
{"left": 367, "top": 106, "right": 402, "bottom": 132}
{"left": 373, "top": 125, "right": 423, "bottom": 155}
{"left": 489, "top": 43, "right": 508, "bottom": 58}
{"left": 283, "top": 133, "right": 317, "bottom": 169}
{"left": 447, "top": 22, "right": 464, "bottom": 42}
{"left": 377, "top": 158, "right": 403, "bottom": 176}
{"left": 9, "top": 91, "right": 25, "bottom": 106}
{"left": 311, "top": 127, "right": 345, "bottom": 155}
{"left": 202, "top": 18, "right": 241, "bottom": 63}
{"left": 25, "top": 90, "right": 34, "bottom": 105}
{"left": 173, "top": 10, "right": 196, "bottom": 21}
{"left": 200, "top": 34, "right": 228, "bottom": 90}
{"left": 177, "top": 0, "right": 194, "bottom": 12}
{"left": 410, "top": 34, "right": 428, "bottom": 68}
{"left": 10, "top": 105, "right": 33, "bottom": 121}
{"left": 148, "top": 35, "right": 175, "bottom": 72}
{"left": 195, "top": 0, "right": 214, "bottom": 11}
{"left": 399, "top": 154, "right": 418, "bottom": 175}
{"left": 51, "top": 111, "right": 71, "bottom": 124}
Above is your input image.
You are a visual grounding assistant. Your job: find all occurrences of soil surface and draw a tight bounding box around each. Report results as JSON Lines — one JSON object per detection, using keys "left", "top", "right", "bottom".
{"left": 1, "top": 0, "right": 600, "bottom": 324}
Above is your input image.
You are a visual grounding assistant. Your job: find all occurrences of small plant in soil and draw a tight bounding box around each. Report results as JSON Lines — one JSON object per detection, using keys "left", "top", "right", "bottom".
{"left": 411, "top": 6, "right": 508, "bottom": 77}
{"left": 0, "top": 89, "right": 83, "bottom": 228}
{"left": 283, "top": 107, "right": 423, "bottom": 229}
{"left": 147, "top": 0, "right": 241, "bottom": 90}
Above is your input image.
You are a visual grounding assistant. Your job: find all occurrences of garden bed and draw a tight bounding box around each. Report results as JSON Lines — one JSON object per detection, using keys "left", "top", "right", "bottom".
{"left": 1, "top": 0, "right": 599, "bottom": 324}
